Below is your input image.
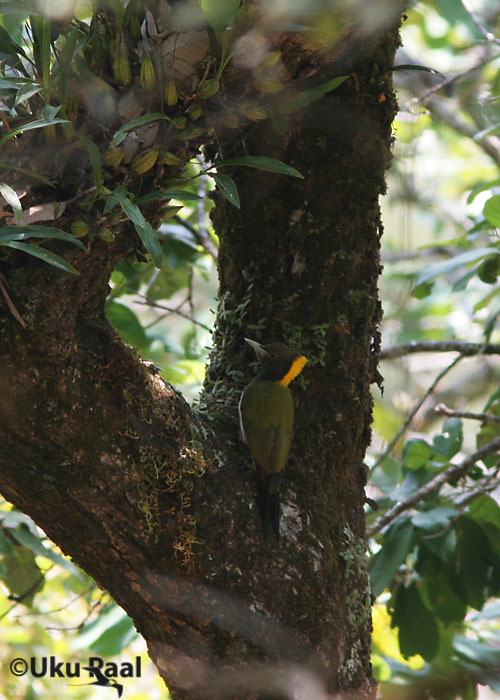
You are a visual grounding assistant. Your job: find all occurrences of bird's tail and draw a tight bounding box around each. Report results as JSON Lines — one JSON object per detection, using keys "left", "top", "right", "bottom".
{"left": 257, "top": 471, "right": 280, "bottom": 541}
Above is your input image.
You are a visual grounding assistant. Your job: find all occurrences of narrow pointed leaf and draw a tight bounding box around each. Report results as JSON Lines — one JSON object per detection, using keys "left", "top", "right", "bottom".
{"left": 215, "top": 155, "right": 303, "bottom": 179}
{"left": 0, "top": 117, "right": 69, "bottom": 149}
{"left": 0, "top": 225, "right": 86, "bottom": 250}
{"left": 6, "top": 240, "right": 79, "bottom": 274}
{"left": 110, "top": 113, "right": 173, "bottom": 147}
{"left": 0, "top": 183, "right": 22, "bottom": 223}
{"left": 211, "top": 173, "right": 240, "bottom": 208}
{"left": 107, "top": 187, "right": 163, "bottom": 267}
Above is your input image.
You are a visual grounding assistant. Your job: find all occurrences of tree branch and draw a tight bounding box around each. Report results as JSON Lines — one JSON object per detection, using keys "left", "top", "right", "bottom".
{"left": 372, "top": 354, "right": 463, "bottom": 470}
{"left": 367, "top": 434, "right": 500, "bottom": 536}
{"left": 434, "top": 403, "right": 500, "bottom": 424}
{"left": 380, "top": 339, "right": 500, "bottom": 359}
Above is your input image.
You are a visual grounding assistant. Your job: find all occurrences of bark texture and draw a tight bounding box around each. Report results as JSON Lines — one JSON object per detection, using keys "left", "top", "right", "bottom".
{"left": 0, "top": 3, "right": 404, "bottom": 699}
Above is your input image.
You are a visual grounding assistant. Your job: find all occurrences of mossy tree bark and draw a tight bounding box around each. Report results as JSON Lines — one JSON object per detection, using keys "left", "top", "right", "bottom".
{"left": 0, "top": 3, "right": 404, "bottom": 699}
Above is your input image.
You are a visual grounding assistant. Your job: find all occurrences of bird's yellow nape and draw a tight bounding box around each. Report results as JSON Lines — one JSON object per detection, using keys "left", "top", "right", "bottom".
{"left": 279, "top": 355, "right": 308, "bottom": 386}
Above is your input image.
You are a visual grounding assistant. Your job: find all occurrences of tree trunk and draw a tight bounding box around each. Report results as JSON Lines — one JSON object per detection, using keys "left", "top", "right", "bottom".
{"left": 0, "top": 3, "right": 404, "bottom": 698}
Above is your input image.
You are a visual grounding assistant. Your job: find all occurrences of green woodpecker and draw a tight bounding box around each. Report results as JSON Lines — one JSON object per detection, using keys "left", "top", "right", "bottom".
{"left": 239, "top": 338, "right": 308, "bottom": 540}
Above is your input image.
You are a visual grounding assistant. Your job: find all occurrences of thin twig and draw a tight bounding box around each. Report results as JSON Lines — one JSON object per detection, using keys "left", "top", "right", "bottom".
{"left": 460, "top": 0, "right": 500, "bottom": 45}
{"left": 454, "top": 475, "right": 500, "bottom": 508}
{"left": 136, "top": 298, "right": 211, "bottom": 331}
{"left": 418, "top": 50, "right": 500, "bottom": 103}
{"left": 367, "top": 434, "right": 500, "bottom": 536}
{"left": 380, "top": 340, "right": 500, "bottom": 360}
{"left": 0, "top": 272, "right": 26, "bottom": 328}
{"left": 372, "top": 354, "right": 464, "bottom": 470}
{"left": 434, "top": 403, "right": 500, "bottom": 424}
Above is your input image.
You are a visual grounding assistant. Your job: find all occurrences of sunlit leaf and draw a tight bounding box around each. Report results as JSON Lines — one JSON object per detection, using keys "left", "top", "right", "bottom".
{"left": 391, "top": 580, "right": 439, "bottom": 661}
{"left": 200, "top": 0, "right": 240, "bottom": 31}
{"left": 415, "top": 248, "right": 498, "bottom": 286}
{"left": 484, "top": 195, "right": 500, "bottom": 226}
{"left": 369, "top": 518, "right": 414, "bottom": 596}
{"left": 0, "top": 182, "right": 22, "bottom": 223}
{"left": 211, "top": 173, "right": 240, "bottom": 208}
{"left": 279, "top": 76, "right": 348, "bottom": 114}
{"left": 110, "top": 113, "right": 173, "bottom": 147}
{"left": 6, "top": 240, "right": 80, "bottom": 274}
{"left": 0, "top": 224, "right": 86, "bottom": 250}
{"left": 215, "top": 155, "right": 303, "bottom": 179}
{"left": 106, "top": 186, "right": 163, "bottom": 267}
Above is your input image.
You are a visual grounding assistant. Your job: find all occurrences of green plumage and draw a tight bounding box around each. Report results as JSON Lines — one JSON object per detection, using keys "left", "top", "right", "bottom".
{"left": 239, "top": 338, "right": 307, "bottom": 540}
{"left": 239, "top": 379, "right": 294, "bottom": 481}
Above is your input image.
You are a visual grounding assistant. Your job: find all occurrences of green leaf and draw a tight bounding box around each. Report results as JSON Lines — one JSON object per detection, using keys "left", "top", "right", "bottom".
{"left": 422, "top": 566, "right": 466, "bottom": 625}
{"left": 368, "top": 518, "right": 414, "bottom": 596}
{"left": 0, "top": 24, "right": 29, "bottom": 71}
{"left": 0, "top": 224, "right": 86, "bottom": 250}
{"left": 402, "top": 438, "right": 434, "bottom": 469}
{"left": 69, "top": 128, "right": 104, "bottom": 187}
{"left": 73, "top": 604, "right": 138, "bottom": 655}
{"left": 211, "top": 173, "right": 240, "bottom": 208}
{"left": 2, "top": 545, "right": 44, "bottom": 606}
{"left": 393, "top": 64, "right": 444, "bottom": 76}
{"left": 0, "top": 182, "right": 22, "bottom": 223}
{"left": 468, "top": 495, "right": 500, "bottom": 558}
{"left": 454, "top": 635, "right": 500, "bottom": 669}
{"left": 14, "top": 81, "right": 43, "bottom": 105}
{"left": 106, "top": 187, "right": 163, "bottom": 267}
{"left": 467, "top": 177, "right": 500, "bottom": 203}
{"left": 215, "top": 155, "right": 303, "bottom": 179}
{"left": 11, "top": 525, "right": 80, "bottom": 575}
{"left": 200, "top": 0, "right": 240, "bottom": 31}
{"left": 415, "top": 247, "right": 499, "bottom": 287}
{"left": 105, "top": 301, "right": 148, "bottom": 351}
{"left": 0, "top": 116, "right": 69, "bottom": 149}
{"left": 138, "top": 189, "right": 203, "bottom": 204}
{"left": 412, "top": 507, "right": 458, "bottom": 532}
{"left": 369, "top": 455, "right": 401, "bottom": 494}
{"left": 5, "top": 240, "right": 80, "bottom": 274}
{"left": 0, "top": 160, "right": 55, "bottom": 187}
{"left": 453, "top": 515, "right": 500, "bottom": 609}
{"left": 484, "top": 195, "right": 500, "bottom": 226}
{"left": 279, "top": 76, "right": 348, "bottom": 114}
{"left": 110, "top": 113, "right": 173, "bottom": 147}
{"left": 432, "top": 417, "right": 463, "bottom": 458}
{"left": 391, "top": 580, "right": 439, "bottom": 661}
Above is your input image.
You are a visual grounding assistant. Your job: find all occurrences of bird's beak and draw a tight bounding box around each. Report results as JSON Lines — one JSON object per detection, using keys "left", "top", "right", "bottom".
{"left": 244, "top": 337, "right": 267, "bottom": 362}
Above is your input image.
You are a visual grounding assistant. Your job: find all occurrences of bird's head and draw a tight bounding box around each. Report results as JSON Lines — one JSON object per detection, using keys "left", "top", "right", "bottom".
{"left": 245, "top": 338, "right": 308, "bottom": 385}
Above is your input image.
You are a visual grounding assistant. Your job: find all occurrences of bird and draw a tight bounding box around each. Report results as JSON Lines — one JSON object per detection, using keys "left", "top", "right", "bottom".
{"left": 239, "top": 338, "right": 308, "bottom": 540}
{"left": 81, "top": 666, "right": 124, "bottom": 698}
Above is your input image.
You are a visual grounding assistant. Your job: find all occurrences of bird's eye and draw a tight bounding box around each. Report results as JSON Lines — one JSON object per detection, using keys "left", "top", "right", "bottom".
{"left": 269, "top": 353, "right": 275, "bottom": 358}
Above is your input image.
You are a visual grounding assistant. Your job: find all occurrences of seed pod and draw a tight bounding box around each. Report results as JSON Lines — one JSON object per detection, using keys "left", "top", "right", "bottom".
{"left": 159, "top": 150, "right": 183, "bottom": 166}
{"left": 179, "top": 125, "right": 203, "bottom": 140}
{"left": 199, "top": 77, "right": 219, "bottom": 99}
{"left": 164, "top": 79, "right": 178, "bottom": 106}
{"left": 140, "top": 57, "right": 156, "bottom": 90}
{"left": 173, "top": 116, "right": 187, "bottom": 129}
{"left": 104, "top": 147, "right": 125, "bottom": 167}
{"left": 98, "top": 227, "right": 115, "bottom": 242}
{"left": 262, "top": 50, "right": 281, "bottom": 67}
{"left": 254, "top": 78, "right": 283, "bottom": 94}
{"left": 188, "top": 105, "right": 203, "bottom": 121}
{"left": 160, "top": 205, "right": 184, "bottom": 219}
{"left": 240, "top": 101, "right": 268, "bottom": 121}
{"left": 221, "top": 111, "right": 240, "bottom": 129}
{"left": 70, "top": 220, "right": 90, "bottom": 238}
{"left": 113, "top": 52, "right": 132, "bottom": 87}
{"left": 131, "top": 148, "right": 159, "bottom": 174}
